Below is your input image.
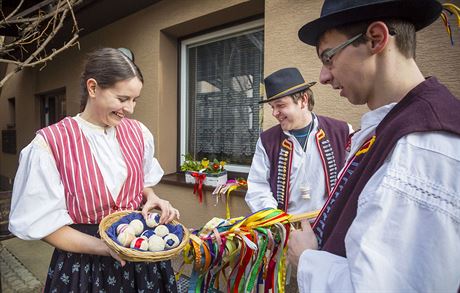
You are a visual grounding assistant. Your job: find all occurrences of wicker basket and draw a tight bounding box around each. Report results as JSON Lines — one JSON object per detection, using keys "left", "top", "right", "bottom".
{"left": 99, "top": 210, "right": 190, "bottom": 262}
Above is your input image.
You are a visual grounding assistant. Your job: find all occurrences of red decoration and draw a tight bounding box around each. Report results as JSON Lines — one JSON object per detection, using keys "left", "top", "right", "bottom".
{"left": 191, "top": 172, "right": 206, "bottom": 203}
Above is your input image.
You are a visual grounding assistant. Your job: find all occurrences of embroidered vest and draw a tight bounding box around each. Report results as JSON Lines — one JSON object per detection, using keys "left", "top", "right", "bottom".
{"left": 314, "top": 135, "right": 375, "bottom": 248}
{"left": 38, "top": 117, "right": 145, "bottom": 224}
{"left": 261, "top": 115, "right": 349, "bottom": 211}
{"left": 319, "top": 77, "right": 460, "bottom": 257}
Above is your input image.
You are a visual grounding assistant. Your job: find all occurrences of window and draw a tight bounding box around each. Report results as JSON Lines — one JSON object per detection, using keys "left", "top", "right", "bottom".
{"left": 7, "top": 97, "right": 15, "bottom": 129}
{"left": 39, "top": 89, "right": 66, "bottom": 128}
{"left": 180, "top": 19, "right": 264, "bottom": 172}
{"left": 2, "top": 97, "right": 16, "bottom": 154}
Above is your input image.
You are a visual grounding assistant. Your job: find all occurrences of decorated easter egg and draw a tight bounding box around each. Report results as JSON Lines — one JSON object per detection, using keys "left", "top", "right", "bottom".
{"left": 140, "top": 229, "right": 155, "bottom": 240}
{"left": 116, "top": 223, "right": 128, "bottom": 234}
{"left": 145, "top": 212, "right": 160, "bottom": 228}
{"left": 163, "top": 233, "right": 180, "bottom": 249}
{"left": 117, "top": 232, "right": 135, "bottom": 247}
{"left": 154, "top": 225, "right": 169, "bottom": 237}
{"left": 148, "top": 235, "right": 166, "bottom": 252}
{"left": 117, "top": 223, "right": 136, "bottom": 236}
{"left": 130, "top": 237, "right": 149, "bottom": 251}
{"left": 129, "top": 219, "right": 144, "bottom": 236}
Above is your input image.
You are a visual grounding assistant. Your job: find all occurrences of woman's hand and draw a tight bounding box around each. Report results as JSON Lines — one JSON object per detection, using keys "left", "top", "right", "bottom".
{"left": 105, "top": 243, "right": 126, "bottom": 267}
{"left": 142, "top": 187, "right": 180, "bottom": 224}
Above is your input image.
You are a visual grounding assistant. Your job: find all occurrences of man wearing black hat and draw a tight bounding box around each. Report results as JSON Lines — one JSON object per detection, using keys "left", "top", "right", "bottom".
{"left": 245, "top": 67, "right": 350, "bottom": 216}
{"left": 288, "top": 0, "right": 460, "bottom": 292}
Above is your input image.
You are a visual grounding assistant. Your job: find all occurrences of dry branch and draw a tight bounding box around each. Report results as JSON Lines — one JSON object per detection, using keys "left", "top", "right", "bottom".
{"left": 0, "top": 0, "right": 82, "bottom": 87}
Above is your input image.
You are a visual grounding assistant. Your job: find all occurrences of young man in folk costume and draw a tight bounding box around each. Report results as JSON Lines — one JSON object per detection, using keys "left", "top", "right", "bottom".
{"left": 288, "top": 0, "right": 460, "bottom": 291}
{"left": 245, "top": 67, "right": 351, "bottom": 215}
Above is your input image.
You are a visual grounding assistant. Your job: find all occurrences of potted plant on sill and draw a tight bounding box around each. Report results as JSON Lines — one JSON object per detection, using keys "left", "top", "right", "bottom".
{"left": 181, "top": 154, "right": 227, "bottom": 187}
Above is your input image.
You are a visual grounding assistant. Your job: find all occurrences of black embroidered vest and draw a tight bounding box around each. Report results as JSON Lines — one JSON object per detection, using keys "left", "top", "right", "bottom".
{"left": 261, "top": 115, "right": 349, "bottom": 211}
{"left": 319, "top": 77, "right": 460, "bottom": 257}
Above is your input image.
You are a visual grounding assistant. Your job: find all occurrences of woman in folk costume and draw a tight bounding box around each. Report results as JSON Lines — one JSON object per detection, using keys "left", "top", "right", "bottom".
{"left": 9, "top": 47, "right": 179, "bottom": 292}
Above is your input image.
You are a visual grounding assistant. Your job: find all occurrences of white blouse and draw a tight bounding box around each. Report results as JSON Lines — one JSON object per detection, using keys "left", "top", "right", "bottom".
{"left": 9, "top": 115, "right": 164, "bottom": 240}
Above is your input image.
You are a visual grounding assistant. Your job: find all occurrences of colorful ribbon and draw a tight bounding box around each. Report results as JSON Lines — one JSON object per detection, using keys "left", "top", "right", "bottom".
{"left": 441, "top": 3, "right": 460, "bottom": 45}
{"left": 183, "top": 208, "right": 302, "bottom": 292}
{"left": 212, "top": 178, "right": 248, "bottom": 218}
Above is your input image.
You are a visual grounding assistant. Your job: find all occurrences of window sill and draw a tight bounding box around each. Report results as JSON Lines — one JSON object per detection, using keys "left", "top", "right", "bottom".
{"left": 160, "top": 172, "right": 247, "bottom": 197}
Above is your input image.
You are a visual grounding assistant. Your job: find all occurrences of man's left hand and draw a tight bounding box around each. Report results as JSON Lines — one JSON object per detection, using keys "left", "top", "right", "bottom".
{"left": 288, "top": 219, "right": 319, "bottom": 267}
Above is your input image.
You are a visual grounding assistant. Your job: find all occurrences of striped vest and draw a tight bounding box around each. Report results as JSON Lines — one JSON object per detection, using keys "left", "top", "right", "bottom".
{"left": 38, "top": 117, "right": 145, "bottom": 224}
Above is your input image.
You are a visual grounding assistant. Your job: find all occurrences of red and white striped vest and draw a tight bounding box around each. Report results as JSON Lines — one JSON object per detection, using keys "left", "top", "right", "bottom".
{"left": 38, "top": 117, "right": 145, "bottom": 224}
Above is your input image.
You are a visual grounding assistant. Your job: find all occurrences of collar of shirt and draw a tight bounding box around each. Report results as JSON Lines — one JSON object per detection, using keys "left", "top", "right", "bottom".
{"left": 360, "top": 103, "right": 396, "bottom": 132}
{"left": 74, "top": 114, "right": 116, "bottom": 136}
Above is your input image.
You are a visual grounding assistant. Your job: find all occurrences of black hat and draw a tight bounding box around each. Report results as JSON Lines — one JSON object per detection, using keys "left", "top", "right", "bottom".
{"left": 298, "top": 0, "right": 442, "bottom": 46}
{"left": 259, "top": 68, "right": 316, "bottom": 104}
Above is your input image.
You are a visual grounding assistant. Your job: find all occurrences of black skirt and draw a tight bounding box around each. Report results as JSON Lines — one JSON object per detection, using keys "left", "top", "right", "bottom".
{"left": 44, "top": 224, "right": 178, "bottom": 293}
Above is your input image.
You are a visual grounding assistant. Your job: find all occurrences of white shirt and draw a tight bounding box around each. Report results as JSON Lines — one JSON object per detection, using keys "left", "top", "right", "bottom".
{"left": 246, "top": 115, "right": 350, "bottom": 215}
{"left": 9, "top": 115, "right": 164, "bottom": 240}
{"left": 297, "top": 105, "right": 460, "bottom": 292}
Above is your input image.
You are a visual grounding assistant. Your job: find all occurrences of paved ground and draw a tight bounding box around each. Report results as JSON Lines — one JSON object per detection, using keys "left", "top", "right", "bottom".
{"left": 0, "top": 239, "right": 46, "bottom": 292}
{"left": 0, "top": 237, "right": 297, "bottom": 292}
{"left": 0, "top": 237, "right": 221, "bottom": 293}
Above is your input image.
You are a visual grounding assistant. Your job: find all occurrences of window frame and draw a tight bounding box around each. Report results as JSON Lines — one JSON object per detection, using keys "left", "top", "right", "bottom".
{"left": 179, "top": 19, "right": 264, "bottom": 173}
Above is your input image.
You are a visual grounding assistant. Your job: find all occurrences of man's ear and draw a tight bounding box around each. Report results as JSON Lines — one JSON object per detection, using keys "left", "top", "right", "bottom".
{"left": 301, "top": 92, "right": 309, "bottom": 109}
{"left": 86, "top": 78, "right": 97, "bottom": 98}
{"left": 366, "top": 21, "right": 390, "bottom": 54}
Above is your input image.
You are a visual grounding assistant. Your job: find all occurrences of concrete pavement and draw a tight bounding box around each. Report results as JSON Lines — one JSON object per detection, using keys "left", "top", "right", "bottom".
{"left": 0, "top": 237, "right": 220, "bottom": 293}
{"left": 0, "top": 238, "right": 49, "bottom": 292}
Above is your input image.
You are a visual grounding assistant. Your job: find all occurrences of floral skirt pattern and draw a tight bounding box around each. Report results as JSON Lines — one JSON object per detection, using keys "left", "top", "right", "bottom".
{"left": 44, "top": 224, "right": 177, "bottom": 293}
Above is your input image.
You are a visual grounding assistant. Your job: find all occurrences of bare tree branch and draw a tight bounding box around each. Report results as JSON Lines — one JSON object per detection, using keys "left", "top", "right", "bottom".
{"left": 1, "top": 0, "right": 25, "bottom": 23}
{"left": 0, "top": 0, "right": 82, "bottom": 88}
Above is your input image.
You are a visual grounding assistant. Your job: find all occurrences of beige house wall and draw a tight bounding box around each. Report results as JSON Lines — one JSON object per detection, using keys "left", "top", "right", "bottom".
{"left": 0, "top": 0, "right": 459, "bottom": 221}
{"left": 263, "top": 0, "right": 460, "bottom": 129}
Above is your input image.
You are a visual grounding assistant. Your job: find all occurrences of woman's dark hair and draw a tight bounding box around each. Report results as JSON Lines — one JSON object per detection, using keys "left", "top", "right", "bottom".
{"left": 80, "top": 47, "right": 144, "bottom": 111}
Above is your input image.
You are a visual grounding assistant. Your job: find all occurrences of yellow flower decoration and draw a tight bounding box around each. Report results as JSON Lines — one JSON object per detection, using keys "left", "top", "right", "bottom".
{"left": 201, "top": 158, "right": 209, "bottom": 168}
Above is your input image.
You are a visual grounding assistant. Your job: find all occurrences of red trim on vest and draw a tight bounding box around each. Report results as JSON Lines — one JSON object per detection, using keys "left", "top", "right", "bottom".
{"left": 315, "top": 129, "right": 331, "bottom": 195}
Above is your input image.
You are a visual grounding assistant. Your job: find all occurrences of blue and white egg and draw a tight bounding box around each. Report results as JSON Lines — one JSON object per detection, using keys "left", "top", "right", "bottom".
{"left": 146, "top": 212, "right": 160, "bottom": 228}
{"left": 163, "top": 233, "right": 180, "bottom": 249}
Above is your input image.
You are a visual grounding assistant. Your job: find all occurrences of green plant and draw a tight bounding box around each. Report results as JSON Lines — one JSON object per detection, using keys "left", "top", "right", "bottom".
{"left": 180, "top": 154, "right": 226, "bottom": 174}
{"left": 180, "top": 154, "right": 202, "bottom": 172}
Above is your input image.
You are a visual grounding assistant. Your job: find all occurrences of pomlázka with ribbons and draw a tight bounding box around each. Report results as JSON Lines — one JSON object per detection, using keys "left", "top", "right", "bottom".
{"left": 181, "top": 208, "right": 320, "bottom": 292}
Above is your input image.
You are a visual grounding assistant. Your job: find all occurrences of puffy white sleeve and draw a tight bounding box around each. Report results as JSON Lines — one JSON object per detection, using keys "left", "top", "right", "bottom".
{"left": 9, "top": 135, "right": 74, "bottom": 240}
{"left": 297, "top": 132, "right": 460, "bottom": 292}
{"left": 245, "top": 138, "right": 277, "bottom": 212}
{"left": 140, "top": 123, "right": 164, "bottom": 188}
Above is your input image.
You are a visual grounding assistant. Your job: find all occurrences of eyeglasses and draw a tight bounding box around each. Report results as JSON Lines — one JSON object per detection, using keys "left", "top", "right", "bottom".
{"left": 319, "top": 33, "right": 364, "bottom": 66}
